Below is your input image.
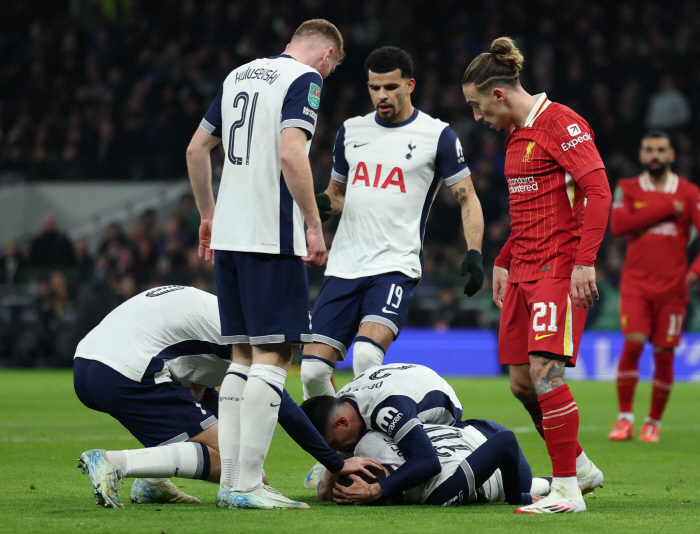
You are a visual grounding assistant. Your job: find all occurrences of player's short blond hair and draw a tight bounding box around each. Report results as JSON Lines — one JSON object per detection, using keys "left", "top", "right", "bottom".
{"left": 462, "top": 37, "right": 524, "bottom": 93}
{"left": 292, "top": 19, "right": 345, "bottom": 63}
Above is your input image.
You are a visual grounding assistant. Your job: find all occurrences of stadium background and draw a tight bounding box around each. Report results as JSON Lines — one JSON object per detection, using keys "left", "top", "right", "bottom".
{"left": 1, "top": 0, "right": 700, "bottom": 377}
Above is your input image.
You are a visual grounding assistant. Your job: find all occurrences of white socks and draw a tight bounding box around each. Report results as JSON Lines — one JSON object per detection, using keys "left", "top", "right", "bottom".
{"left": 300, "top": 357, "right": 335, "bottom": 400}
{"left": 551, "top": 476, "right": 579, "bottom": 499}
{"left": 218, "top": 362, "right": 250, "bottom": 487}
{"left": 105, "top": 442, "right": 207, "bottom": 479}
{"left": 530, "top": 477, "right": 551, "bottom": 496}
{"left": 618, "top": 412, "right": 634, "bottom": 423}
{"left": 352, "top": 339, "right": 385, "bottom": 376}
{"left": 235, "top": 364, "right": 287, "bottom": 492}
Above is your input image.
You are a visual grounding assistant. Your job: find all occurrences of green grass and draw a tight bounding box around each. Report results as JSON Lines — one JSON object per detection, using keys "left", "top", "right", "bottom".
{"left": 1, "top": 370, "right": 699, "bottom": 533}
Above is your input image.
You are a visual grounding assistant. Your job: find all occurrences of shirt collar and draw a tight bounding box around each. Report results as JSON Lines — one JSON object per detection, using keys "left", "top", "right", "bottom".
{"left": 523, "top": 93, "right": 551, "bottom": 128}
{"left": 375, "top": 108, "right": 419, "bottom": 128}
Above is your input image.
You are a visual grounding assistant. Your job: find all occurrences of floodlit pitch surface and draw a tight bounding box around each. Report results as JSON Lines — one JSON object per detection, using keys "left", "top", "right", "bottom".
{"left": 1, "top": 369, "right": 698, "bottom": 534}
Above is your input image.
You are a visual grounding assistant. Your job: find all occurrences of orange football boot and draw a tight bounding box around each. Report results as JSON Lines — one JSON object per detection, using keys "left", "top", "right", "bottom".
{"left": 608, "top": 419, "right": 634, "bottom": 441}
{"left": 639, "top": 422, "right": 660, "bottom": 442}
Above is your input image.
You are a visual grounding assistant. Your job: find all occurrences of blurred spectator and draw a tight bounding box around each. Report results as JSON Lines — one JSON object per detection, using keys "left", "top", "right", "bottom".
{"left": 29, "top": 213, "right": 76, "bottom": 267}
{"left": 645, "top": 75, "right": 692, "bottom": 130}
{"left": 73, "top": 236, "right": 94, "bottom": 283}
{"left": 0, "top": 240, "right": 28, "bottom": 284}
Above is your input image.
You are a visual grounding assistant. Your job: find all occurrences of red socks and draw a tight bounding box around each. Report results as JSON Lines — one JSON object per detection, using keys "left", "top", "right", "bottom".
{"left": 525, "top": 401, "right": 583, "bottom": 457}
{"left": 539, "top": 385, "right": 579, "bottom": 477}
{"left": 649, "top": 350, "right": 674, "bottom": 421}
{"left": 616, "top": 340, "right": 644, "bottom": 413}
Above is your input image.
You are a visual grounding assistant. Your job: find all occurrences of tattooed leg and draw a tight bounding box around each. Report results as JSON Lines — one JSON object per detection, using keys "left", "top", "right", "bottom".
{"left": 529, "top": 352, "right": 569, "bottom": 396}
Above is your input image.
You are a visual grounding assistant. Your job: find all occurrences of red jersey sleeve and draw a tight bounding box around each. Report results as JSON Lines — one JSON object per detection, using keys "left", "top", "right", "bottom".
{"left": 574, "top": 168, "right": 611, "bottom": 266}
{"left": 610, "top": 181, "right": 677, "bottom": 237}
{"left": 542, "top": 111, "right": 605, "bottom": 181}
{"left": 494, "top": 235, "right": 513, "bottom": 270}
{"left": 688, "top": 185, "right": 700, "bottom": 277}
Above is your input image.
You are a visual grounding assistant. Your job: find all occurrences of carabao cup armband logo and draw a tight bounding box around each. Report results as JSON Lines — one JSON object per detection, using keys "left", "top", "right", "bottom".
{"left": 308, "top": 83, "right": 321, "bottom": 109}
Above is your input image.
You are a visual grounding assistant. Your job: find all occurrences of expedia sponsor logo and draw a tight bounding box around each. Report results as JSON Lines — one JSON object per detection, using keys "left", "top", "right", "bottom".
{"left": 508, "top": 176, "right": 538, "bottom": 194}
{"left": 561, "top": 132, "right": 592, "bottom": 152}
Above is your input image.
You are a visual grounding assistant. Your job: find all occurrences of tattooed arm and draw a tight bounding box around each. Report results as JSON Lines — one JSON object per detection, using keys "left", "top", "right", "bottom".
{"left": 325, "top": 178, "right": 347, "bottom": 216}
{"left": 448, "top": 176, "right": 484, "bottom": 253}
{"left": 529, "top": 352, "right": 568, "bottom": 396}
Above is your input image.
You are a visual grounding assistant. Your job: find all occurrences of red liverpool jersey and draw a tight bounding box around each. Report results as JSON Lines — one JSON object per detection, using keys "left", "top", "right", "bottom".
{"left": 611, "top": 173, "right": 700, "bottom": 302}
{"left": 497, "top": 94, "right": 607, "bottom": 283}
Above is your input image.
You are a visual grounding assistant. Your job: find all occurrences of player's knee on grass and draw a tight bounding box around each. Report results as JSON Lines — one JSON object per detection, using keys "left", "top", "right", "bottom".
{"left": 352, "top": 338, "right": 385, "bottom": 376}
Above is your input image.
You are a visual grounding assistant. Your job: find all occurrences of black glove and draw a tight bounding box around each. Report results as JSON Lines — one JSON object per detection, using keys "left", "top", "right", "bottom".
{"left": 316, "top": 192, "right": 332, "bottom": 223}
{"left": 461, "top": 250, "right": 484, "bottom": 297}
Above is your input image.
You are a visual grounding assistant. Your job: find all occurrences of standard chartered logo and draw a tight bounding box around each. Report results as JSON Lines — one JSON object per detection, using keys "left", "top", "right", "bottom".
{"left": 508, "top": 176, "right": 538, "bottom": 194}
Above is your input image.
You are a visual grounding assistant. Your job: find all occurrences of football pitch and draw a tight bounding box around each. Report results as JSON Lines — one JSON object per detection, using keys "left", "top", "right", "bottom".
{"left": 1, "top": 370, "right": 698, "bottom": 534}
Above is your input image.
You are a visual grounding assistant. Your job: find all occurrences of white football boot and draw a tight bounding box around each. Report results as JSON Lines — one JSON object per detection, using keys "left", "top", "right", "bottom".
{"left": 219, "top": 484, "right": 310, "bottom": 509}
{"left": 578, "top": 460, "right": 604, "bottom": 495}
{"left": 515, "top": 487, "right": 586, "bottom": 514}
{"left": 130, "top": 478, "right": 201, "bottom": 504}
{"left": 303, "top": 462, "right": 324, "bottom": 489}
{"left": 77, "top": 449, "right": 125, "bottom": 509}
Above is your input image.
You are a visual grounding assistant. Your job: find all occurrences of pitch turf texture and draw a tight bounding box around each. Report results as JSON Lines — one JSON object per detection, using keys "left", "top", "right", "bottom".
{"left": 1, "top": 370, "right": 698, "bottom": 534}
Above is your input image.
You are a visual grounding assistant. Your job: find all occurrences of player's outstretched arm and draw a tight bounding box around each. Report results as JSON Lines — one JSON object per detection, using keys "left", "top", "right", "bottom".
{"left": 186, "top": 127, "right": 221, "bottom": 263}
{"left": 280, "top": 127, "right": 328, "bottom": 267}
{"left": 610, "top": 186, "right": 680, "bottom": 237}
{"left": 449, "top": 177, "right": 485, "bottom": 296}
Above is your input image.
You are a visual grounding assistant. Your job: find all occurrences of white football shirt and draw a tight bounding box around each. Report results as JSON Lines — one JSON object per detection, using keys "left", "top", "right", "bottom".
{"left": 326, "top": 110, "right": 470, "bottom": 279}
{"left": 335, "top": 363, "right": 463, "bottom": 443}
{"left": 201, "top": 55, "right": 323, "bottom": 256}
{"left": 74, "top": 286, "right": 233, "bottom": 385}
{"left": 354, "top": 424, "right": 505, "bottom": 505}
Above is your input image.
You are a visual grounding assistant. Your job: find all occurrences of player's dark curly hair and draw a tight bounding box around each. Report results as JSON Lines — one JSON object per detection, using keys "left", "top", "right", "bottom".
{"left": 365, "top": 46, "right": 414, "bottom": 79}
{"left": 301, "top": 395, "right": 345, "bottom": 435}
{"left": 642, "top": 129, "right": 673, "bottom": 148}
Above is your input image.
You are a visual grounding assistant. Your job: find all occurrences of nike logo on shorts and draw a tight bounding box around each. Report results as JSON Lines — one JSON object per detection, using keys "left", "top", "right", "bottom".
{"left": 382, "top": 307, "right": 399, "bottom": 315}
{"left": 353, "top": 143, "right": 369, "bottom": 148}
{"left": 270, "top": 402, "right": 281, "bottom": 407}
{"left": 535, "top": 333, "right": 555, "bottom": 340}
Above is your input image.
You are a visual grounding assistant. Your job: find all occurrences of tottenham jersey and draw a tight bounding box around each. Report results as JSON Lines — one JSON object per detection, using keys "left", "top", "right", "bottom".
{"left": 326, "top": 110, "right": 470, "bottom": 279}
{"left": 74, "top": 286, "right": 232, "bottom": 385}
{"left": 335, "top": 363, "right": 463, "bottom": 443}
{"left": 201, "top": 55, "right": 323, "bottom": 256}
{"left": 354, "top": 424, "right": 505, "bottom": 505}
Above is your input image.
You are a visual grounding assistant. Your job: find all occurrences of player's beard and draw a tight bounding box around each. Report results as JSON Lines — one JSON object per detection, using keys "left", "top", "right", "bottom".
{"left": 644, "top": 160, "right": 670, "bottom": 178}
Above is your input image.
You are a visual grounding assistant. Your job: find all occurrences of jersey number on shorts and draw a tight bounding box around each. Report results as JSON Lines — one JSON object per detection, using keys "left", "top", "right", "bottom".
{"left": 668, "top": 314, "right": 683, "bottom": 337}
{"left": 386, "top": 283, "right": 404, "bottom": 309}
{"left": 533, "top": 302, "right": 558, "bottom": 332}
{"left": 228, "top": 91, "right": 259, "bottom": 166}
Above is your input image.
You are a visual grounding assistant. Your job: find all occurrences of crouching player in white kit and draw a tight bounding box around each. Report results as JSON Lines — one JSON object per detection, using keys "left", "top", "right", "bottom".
{"left": 301, "top": 47, "right": 485, "bottom": 485}
{"left": 299, "top": 363, "right": 545, "bottom": 506}
{"left": 74, "top": 286, "right": 379, "bottom": 509}
{"left": 318, "top": 423, "right": 553, "bottom": 507}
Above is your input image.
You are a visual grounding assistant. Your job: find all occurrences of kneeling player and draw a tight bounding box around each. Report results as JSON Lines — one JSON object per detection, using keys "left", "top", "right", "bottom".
{"left": 318, "top": 422, "right": 552, "bottom": 507}
{"left": 74, "top": 286, "right": 378, "bottom": 509}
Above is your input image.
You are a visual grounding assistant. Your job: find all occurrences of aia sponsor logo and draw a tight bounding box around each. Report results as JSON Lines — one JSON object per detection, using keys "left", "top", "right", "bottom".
{"left": 561, "top": 132, "right": 592, "bottom": 152}
{"left": 351, "top": 162, "right": 406, "bottom": 192}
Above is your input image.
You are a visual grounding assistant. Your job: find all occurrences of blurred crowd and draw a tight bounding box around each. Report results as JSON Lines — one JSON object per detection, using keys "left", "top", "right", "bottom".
{"left": 2, "top": 0, "right": 700, "bottom": 365}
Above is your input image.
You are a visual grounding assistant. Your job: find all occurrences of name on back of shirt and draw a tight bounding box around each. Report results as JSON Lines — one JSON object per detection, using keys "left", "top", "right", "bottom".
{"left": 235, "top": 67, "right": 281, "bottom": 85}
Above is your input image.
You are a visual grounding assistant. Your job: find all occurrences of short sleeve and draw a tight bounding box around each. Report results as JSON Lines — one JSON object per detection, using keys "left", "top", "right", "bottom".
{"left": 370, "top": 395, "right": 421, "bottom": 443}
{"left": 281, "top": 71, "right": 323, "bottom": 136}
{"left": 436, "top": 126, "right": 471, "bottom": 186}
{"left": 331, "top": 125, "right": 349, "bottom": 183}
{"left": 543, "top": 113, "right": 605, "bottom": 181}
{"left": 200, "top": 84, "right": 223, "bottom": 138}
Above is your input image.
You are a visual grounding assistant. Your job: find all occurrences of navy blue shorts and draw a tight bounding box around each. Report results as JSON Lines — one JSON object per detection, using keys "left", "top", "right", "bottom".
{"left": 215, "top": 251, "right": 312, "bottom": 345}
{"left": 74, "top": 358, "right": 219, "bottom": 448}
{"left": 458, "top": 419, "right": 532, "bottom": 487}
{"left": 311, "top": 272, "right": 418, "bottom": 358}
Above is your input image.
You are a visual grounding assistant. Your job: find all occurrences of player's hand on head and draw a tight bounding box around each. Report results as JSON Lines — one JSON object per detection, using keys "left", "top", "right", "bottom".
{"left": 492, "top": 266, "right": 508, "bottom": 310}
{"left": 570, "top": 265, "right": 598, "bottom": 310}
{"left": 461, "top": 250, "right": 484, "bottom": 297}
{"left": 316, "top": 192, "right": 333, "bottom": 223}
{"left": 339, "top": 456, "right": 382, "bottom": 477}
{"left": 303, "top": 226, "right": 328, "bottom": 268}
{"left": 332, "top": 474, "right": 380, "bottom": 505}
{"left": 198, "top": 218, "right": 215, "bottom": 264}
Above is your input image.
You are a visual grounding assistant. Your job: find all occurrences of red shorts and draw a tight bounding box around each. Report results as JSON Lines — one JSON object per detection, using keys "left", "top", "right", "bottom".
{"left": 619, "top": 296, "right": 686, "bottom": 348}
{"left": 499, "top": 278, "right": 587, "bottom": 367}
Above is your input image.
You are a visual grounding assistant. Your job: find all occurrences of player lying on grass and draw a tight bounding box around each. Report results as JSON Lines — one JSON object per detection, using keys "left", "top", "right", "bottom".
{"left": 318, "top": 422, "right": 553, "bottom": 507}
{"left": 73, "top": 285, "right": 379, "bottom": 509}
{"left": 301, "top": 363, "right": 603, "bottom": 507}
